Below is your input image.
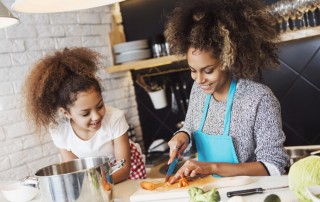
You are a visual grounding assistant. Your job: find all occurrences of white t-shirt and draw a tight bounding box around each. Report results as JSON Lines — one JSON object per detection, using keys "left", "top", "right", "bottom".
{"left": 50, "top": 106, "right": 129, "bottom": 159}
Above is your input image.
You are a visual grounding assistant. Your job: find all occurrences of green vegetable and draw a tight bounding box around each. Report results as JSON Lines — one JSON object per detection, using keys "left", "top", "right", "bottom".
{"left": 316, "top": 194, "right": 320, "bottom": 199}
{"left": 188, "top": 187, "right": 220, "bottom": 202}
{"left": 264, "top": 194, "right": 281, "bottom": 202}
{"left": 188, "top": 187, "right": 205, "bottom": 199}
{"left": 288, "top": 156, "right": 320, "bottom": 202}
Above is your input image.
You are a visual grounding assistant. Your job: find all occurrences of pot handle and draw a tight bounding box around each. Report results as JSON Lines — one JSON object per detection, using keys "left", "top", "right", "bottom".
{"left": 109, "top": 159, "right": 125, "bottom": 175}
{"left": 21, "top": 176, "right": 39, "bottom": 188}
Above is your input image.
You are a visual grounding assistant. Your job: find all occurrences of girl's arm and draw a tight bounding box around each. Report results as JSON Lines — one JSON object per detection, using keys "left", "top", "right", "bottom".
{"left": 111, "top": 132, "right": 131, "bottom": 183}
{"left": 59, "top": 149, "right": 78, "bottom": 162}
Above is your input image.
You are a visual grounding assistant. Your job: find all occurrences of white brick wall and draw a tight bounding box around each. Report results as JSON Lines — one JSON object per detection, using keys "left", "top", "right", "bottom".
{"left": 0, "top": 1, "right": 142, "bottom": 180}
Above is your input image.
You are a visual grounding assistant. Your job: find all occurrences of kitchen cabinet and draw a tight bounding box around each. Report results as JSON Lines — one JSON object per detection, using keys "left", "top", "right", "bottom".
{"left": 105, "top": 27, "right": 320, "bottom": 73}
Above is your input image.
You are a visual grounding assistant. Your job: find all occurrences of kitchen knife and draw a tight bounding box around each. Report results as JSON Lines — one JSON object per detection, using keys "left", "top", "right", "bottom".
{"left": 227, "top": 186, "right": 289, "bottom": 197}
{"left": 165, "top": 157, "right": 179, "bottom": 183}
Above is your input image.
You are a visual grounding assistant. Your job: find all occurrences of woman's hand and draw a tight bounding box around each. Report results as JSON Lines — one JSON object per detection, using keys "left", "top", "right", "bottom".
{"left": 167, "top": 132, "right": 189, "bottom": 164}
{"left": 169, "top": 160, "right": 214, "bottom": 184}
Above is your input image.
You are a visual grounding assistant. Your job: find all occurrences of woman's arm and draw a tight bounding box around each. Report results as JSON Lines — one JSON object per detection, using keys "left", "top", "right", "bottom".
{"left": 253, "top": 91, "right": 289, "bottom": 175}
{"left": 59, "top": 149, "right": 78, "bottom": 162}
{"left": 111, "top": 132, "right": 131, "bottom": 183}
{"left": 169, "top": 160, "right": 268, "bottom": 183}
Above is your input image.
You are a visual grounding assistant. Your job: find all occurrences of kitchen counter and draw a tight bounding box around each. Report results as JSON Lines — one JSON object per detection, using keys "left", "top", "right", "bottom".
{"left": 0, "top": 175, "right": 298, "bottom": 202}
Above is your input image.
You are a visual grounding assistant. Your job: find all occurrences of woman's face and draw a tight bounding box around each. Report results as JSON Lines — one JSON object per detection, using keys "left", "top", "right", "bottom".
{"left": 63, "top": 87, "right": 106, "bottom": 136}
{"left": 187, "top": 47, "right": 231, "bottom": 96}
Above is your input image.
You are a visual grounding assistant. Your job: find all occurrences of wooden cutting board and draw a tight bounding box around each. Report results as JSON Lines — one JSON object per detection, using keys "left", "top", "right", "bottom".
{"left": 130, "top": 176, "right": 253, "bottom": 202}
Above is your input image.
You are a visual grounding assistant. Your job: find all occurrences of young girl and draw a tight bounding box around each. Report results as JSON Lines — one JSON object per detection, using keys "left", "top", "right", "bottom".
{"left": 24, "top": 47, "right": 146, "bottom": 182}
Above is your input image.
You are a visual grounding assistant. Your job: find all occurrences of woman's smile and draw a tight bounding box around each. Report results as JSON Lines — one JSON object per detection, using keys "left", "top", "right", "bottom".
{"left": 199, "top": 83, "right": 214, "bottom": 91}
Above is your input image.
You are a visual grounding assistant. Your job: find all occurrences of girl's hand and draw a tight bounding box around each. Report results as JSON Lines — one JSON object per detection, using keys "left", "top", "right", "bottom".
{"left": 169, "top": 160, "right": 214, "bottom": 184}
{"left": 167, "top": 132, "right": 189, "bottom": 164}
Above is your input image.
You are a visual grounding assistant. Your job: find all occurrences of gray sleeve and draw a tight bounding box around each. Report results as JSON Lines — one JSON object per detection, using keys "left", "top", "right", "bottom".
{"left": 254, "top": 91, "right": 289, "bottom": 174}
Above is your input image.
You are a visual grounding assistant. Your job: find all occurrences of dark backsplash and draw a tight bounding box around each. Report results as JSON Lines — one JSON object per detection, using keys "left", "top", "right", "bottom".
{"left": 263, "top": 36, "right": 320, "bottom": 146}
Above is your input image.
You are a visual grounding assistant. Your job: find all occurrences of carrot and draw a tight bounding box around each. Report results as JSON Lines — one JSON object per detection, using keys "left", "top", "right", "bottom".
{"left": 140, "top": 181, "right": 156, "bottom": 190}
{"left": 178, "top": 177, "right": 189, "bottom": 188}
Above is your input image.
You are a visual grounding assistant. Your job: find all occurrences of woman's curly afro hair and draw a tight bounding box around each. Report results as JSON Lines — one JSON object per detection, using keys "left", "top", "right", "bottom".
{"left": 164, "top": 0, "right": 280, "bottom": 80}
{"left": 24, "top": 47, "right": 102, "bottom": 134}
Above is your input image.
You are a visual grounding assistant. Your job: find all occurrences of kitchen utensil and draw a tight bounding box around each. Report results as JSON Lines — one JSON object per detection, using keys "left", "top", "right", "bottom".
{"left": 22, "top": 157, "right": 125, "bottom": 202}
{"left": 0, "top": 182, "right": 39, "bottom": 202}
{"left": 226, "top": 185, "right": 289, "bottom": 197}
{"left": 170, "top": 86, "right": 179, "bottom": 114}
{"left": 182, "top": 81, "right": 189, "bottom": 105}
{"left": 165, "top": 157, "right": 178, "bottom": 182}
{"left": 148, "top": 139, "right": 168, "bottom": 153}
{"left": 176, "top": 83, "right": 186, "bottom": 116}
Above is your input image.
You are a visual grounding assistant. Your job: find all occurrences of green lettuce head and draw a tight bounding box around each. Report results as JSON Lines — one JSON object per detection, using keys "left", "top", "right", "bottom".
{"left": 288, "top": 156, "right": 320, "bottom": 202}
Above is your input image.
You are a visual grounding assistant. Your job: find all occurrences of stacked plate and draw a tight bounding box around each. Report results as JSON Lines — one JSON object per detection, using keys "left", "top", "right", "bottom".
{"left": 113, "top": 39, "right": 152, "bottom": 64}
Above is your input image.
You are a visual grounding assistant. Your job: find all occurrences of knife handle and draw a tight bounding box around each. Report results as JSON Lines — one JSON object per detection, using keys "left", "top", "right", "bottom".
{"left": 227, "top": 188, "right": 264, "bottom": 197}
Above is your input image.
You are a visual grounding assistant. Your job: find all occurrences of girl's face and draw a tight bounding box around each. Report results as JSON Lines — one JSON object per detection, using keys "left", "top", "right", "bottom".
{"left": 63, "top": 87, "right": 106, "bottom": 138}
{"left": 187, "top": 47, "right": 231, "bottom": 96}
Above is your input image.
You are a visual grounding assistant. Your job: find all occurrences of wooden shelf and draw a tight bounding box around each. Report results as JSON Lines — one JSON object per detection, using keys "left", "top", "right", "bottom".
{"left": 105, "top": 55, "right": 186, "bottom": 73}
{"left": 280, "top": 26, "right": 320, "bottom": 42}
{"left": 105, "top": 27, "right": 320, "bottom": 73}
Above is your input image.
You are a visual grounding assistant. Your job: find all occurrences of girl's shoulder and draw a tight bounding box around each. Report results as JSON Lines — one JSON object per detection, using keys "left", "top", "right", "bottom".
{"left": 104, "top": 105, "right": 125, "bottom": 119}
{"left": 49, "top": 118, "right": 71, "bottom": 140}
{"left": 101, "top": 105, "right": 128, "bottom": 127}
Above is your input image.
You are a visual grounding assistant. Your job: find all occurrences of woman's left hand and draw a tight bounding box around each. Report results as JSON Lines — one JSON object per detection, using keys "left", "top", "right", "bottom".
{"left": 169, "top": 159, "right": 213, "bottom": 184}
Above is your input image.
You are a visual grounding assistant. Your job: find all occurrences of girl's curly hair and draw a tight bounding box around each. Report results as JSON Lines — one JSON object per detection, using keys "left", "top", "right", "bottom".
{"left": 24, "top": 47, "right": 102, "bottom": 134}
{"left": 164, "top": 0, "right": 280, "bottom": 80}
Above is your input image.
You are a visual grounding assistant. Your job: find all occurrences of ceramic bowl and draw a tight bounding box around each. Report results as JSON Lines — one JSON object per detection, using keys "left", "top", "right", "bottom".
{"left": 306, "top": 185, "right": 320, "bottom": 202}
{"left": 0, "top": 182, "right": 39, "bottom": 202}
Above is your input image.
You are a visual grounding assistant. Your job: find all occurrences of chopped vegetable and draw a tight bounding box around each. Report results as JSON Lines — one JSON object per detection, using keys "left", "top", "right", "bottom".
{"left": 264, "top": 194, "right": 281, "bottom": 202}
{"left": 178, "top": 177, "right": 189, "bottom": 188}
{"left": 189, "top": 187, "right": 205, "bottom": 200}
{"left": 288, "top": 156, "right": 320, "bottom": 202}
{"left": 188, "top": 187, "right": 220, "bottom": 202}
{"left": 140, "top": 181, "right": 156, "bottom": 190}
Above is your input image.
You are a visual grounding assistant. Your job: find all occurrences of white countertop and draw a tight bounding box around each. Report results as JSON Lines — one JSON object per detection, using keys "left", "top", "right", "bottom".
{"left": 0, "top": 175, "right": 298, "bottom": 202}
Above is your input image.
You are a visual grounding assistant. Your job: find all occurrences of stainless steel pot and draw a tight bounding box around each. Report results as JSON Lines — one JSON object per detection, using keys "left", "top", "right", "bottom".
{"left": 22, "top": 157, "right": 124, "bottom": 202}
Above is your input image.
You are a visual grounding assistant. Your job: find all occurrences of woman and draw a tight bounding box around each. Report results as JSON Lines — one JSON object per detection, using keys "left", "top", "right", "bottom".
{"left": 164, "top": 0, "right": 289, "bottom": 183}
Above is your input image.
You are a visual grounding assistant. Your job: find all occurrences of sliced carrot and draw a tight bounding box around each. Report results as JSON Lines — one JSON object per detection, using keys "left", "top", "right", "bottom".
{"left": 140, "top": 181, "right": 156, "bottom": 190}
{"left": 178, "top": 177, "right": 189, "bottom": 187}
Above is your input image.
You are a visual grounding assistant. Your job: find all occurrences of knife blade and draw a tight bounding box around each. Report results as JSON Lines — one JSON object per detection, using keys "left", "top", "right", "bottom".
{"left": 226, "top": 186, "right": 289, "bottom": 197}
{"left": 165, "top": 157, "right": 179, "bottom": 183}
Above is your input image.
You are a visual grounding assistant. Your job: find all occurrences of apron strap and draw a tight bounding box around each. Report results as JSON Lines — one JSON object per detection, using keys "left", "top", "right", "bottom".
{"left": 223, "top": 79, "right": 237, "bottom": 136}
{"left": 198, "top": 94, "right": 211, "bottom": 132}
{"left": 198, "top": 79, "right": 237, "bottom": 135}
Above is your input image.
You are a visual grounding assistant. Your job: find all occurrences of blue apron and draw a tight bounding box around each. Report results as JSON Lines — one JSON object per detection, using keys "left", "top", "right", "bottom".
{"left": 194, "top": 79, "right": 239, "bottom": 166}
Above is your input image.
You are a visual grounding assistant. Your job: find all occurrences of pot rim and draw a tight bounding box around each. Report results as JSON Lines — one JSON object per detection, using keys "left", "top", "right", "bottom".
{"left": 34, "top": 156, "right": 111, "bottom": 177}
